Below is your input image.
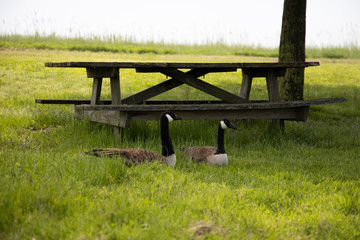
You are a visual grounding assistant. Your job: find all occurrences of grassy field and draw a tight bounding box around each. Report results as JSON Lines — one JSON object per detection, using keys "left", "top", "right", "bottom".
{"left": 0, "top": 48, "right": 360, "bottom": 239}
{"left": 1, "top": 34, "right": 360, "bottom": 59}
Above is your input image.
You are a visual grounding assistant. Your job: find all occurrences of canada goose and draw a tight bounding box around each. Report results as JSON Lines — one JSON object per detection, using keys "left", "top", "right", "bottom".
{"left": 86, "top": 111, "right": 182, "bottom": 167}
{"left": 180, "top": 119, "right": 237, "bottom": 166}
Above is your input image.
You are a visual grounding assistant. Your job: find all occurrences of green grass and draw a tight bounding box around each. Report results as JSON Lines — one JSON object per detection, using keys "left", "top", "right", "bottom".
{"left": 1, "top": 49, "right": 360, "bottom": 239}
{"left": 1, "top": 34, "right": 360, "bottom": 59}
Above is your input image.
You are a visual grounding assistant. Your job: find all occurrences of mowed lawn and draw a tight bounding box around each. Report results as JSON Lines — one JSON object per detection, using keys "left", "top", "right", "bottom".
{"left": 0, "top": 49, "right": 359, "bottom": 239}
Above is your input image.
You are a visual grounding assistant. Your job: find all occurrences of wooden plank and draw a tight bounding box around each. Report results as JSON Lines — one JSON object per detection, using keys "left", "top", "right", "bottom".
{"left": 136, "top": 67, "right": 238, "bottom": 73}
{"left": 143, "top": 100, "right": 266, "bottom": 104}
{"left": 35, "top": 99, "right": 94, "bottom": 105}
{"left": 76, "top": 98, "right": 346, "bottom": 111}
{"left": 121, "top": 78, "right": 183, "bottom": 104}
{"left": 239, "top": 69, "right": 253, "bottom": 100}
{"left": 109, "top": 71, "right": 122, "bottom": 134}
{"left": 296, "top": 107, "right": 309, "bottom": 122}
{"left": 238, "top": 62, "right": 319, "bottom": 68}
{"left": 91, "top": 78, "right": 102, "bottom": 105}
{"left": 75, "top": 108, "right": 130, "bottom": 128}
{"left": 121, "top": 69, "right": 211, "bottom": 104}
{"left": 37, "top": 98, "right": 345, "bottom": 109}
{"left": 110, "top": 72, "right": 121, "bottom": 104}
{"left": 74, "top": 97, "right": 345, "bottom": 128}
{"left": 144, "top": 100, "right": 227, "bottom": 104}
{"left": 45, "top": 62, "right": 320, "bottom": 69}
{"left": 240, "top": 68, "right": 286, "bottom": 78}
{"left": 86, "top": 67, "right": 118, "bottom": 78}
{"left": 35, "top": 99, "right": 268, "bottom": 105}
{"left": 128, "top": 108, "right": 305, "bottom": 121}
{"left": 160, "top": 69, "right": 247, "bottom": 103}
{"left": 266, "top": 70, "right": 281, "bottom": 102}
{"left": 75, "top": 107, "right": 310, "bottom": 123}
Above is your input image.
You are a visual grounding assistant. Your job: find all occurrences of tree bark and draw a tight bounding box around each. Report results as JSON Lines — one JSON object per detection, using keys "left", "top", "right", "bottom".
{"left": 278, "top": 0, "right": 307, "bottom": 101}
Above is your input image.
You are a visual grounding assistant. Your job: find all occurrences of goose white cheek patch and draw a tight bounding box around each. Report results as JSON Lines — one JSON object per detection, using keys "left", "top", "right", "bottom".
{"left": 220, "top": 120, "right": 228, "bottom": 129}
{"left": 165, "top": 114, "right": 174, "bottom": 123}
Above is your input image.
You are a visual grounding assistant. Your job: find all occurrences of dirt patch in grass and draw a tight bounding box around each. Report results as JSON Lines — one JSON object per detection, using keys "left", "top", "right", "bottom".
{"left": 188, "top": 221, "right": 226, "bottom": 239}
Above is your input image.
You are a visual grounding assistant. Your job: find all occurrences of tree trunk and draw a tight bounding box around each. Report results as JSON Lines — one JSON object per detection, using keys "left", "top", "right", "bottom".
{"left": 279, "top": 0, "right": 307, "bottom": 101}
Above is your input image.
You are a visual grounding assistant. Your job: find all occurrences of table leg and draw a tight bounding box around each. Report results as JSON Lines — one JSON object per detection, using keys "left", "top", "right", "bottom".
{"left": 109, "top": 71, "right": 129, "bottom": 133}
{"left": 110, "top": 71, "right": 121, "bottom": 104}
{"left": 266, "top": 70, "right": 284, "bottom": 130}
{"left": 266, "top": 70, "right": 281, "bottom": 102}
{"left": 91, "top": 78, "right": 102, "bottom": 105}
{"left": 240, "top": 70, "right": 253, "bottom": 100}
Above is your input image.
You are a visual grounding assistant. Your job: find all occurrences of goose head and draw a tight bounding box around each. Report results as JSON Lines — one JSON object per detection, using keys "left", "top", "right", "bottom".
{"left": 220, "top": 119, "right": 238, "bottom": 130}
{"left": 161, "top": 111, "right": 182, "bottom": 123}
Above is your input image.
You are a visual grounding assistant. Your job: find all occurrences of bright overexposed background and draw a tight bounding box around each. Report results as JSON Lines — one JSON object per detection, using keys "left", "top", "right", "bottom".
{"left": 1, "top": 0, "right": 359, "bottom": 47}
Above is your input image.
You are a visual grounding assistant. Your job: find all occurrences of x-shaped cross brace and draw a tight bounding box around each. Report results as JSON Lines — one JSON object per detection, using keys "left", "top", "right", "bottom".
{"left": 121, "top": 68, "right": 247, "bottom": 104}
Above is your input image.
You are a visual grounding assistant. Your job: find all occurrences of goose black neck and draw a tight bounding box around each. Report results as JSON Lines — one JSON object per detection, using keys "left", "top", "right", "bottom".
{"left": 161, "top": 118, "right": 175, "bottom": 156}
{"left": 215, "top": 123, "right": 226, "bottom": 154}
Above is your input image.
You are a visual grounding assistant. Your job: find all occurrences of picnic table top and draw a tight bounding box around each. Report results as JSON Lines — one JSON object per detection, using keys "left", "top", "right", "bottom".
{"left": 45, "top": 61, "right": 320, "bottom": 69}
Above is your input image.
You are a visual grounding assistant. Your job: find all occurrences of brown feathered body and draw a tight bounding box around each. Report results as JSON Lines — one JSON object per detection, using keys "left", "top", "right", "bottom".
{"left": 181, "top": 146, "right": 217, "bottom": 163}
{"left": 180, "top": 146, "right": 228, "bottom": 166}
{"left": 86, "top": 148, "right": 167, "bottom": 166}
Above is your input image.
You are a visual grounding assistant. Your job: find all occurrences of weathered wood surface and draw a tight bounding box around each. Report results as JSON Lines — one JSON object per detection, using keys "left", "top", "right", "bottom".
{"left": 239, "top": 70, "right": 253, "bottom": 100}
{"left": 160, "top": 69, "right": 247, "bottom": 103}
{"left": 136, "top": 67, "right": 238, "bottom": 73}
{"left": 266, "top": 70, "right": 281, "bottom": 102}
{"left": 121, "top": 69, "right": 210, "bottom": 104}
{"left": 45, "top": 62, "right": 319, "bottom": 69}
{"left": 43, "top": 97, "right": 345, "bottom": 128}
{"left": 75, "top": 98, "right": 346, "bottom": 111}
{"left": 86, "top": 67, "right": 119, "bottom": 78}
{"left": 35, "top": 99, "right": 232, "bottom": 105}
{"left": 37, "top": 98, "right": 345, "bottom": 108}
{"left": 35, "top": 99, "right": 108, "bottom": 105}
{"left": 110, "top": 71, "right": 121, "bottom": 105}
{"left": 91, "top": 78, "right": 102, "bottom": 105}
{"left": 75, "top": 108, "right": 131, "bottom": 128}
{"left": 74, "top": 98, "right": 346, "bottom": 128}
{"left": 75, "top": 107, "right": 310, "bottom": 126}
{"left": 122, "top": 78, "right": 182, "bottom": 104}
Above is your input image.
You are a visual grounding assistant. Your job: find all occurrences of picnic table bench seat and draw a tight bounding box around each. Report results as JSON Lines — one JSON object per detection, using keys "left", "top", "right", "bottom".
{"left": 35, "top": 98, "right": 346, "bottom": 128}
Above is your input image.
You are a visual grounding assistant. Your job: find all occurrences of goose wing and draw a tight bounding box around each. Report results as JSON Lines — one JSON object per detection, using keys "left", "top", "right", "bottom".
{"left": 86, "top": 148, "right": 166, "bottom": 166}
{"left": 181, "top": 146, "right": 217, "bottom": 163}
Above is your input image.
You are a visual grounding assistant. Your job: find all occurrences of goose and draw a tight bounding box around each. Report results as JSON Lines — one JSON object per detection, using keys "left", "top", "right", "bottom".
{"left": 86, "top": 111, "right": 182, "bottom": 167}
{"left": 180, "top": 119, "right": 237, "bottom": 166}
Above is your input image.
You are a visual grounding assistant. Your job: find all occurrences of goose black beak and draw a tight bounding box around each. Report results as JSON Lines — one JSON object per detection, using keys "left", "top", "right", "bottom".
{"left": 229, "top": 122, "right": 238, "bottom": 130}
{"left": 174, "top": 115, "right": 182, "bottom": 121}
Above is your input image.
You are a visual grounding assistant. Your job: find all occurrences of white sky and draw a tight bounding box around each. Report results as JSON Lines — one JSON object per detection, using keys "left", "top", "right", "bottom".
{"left": 0, "top": 0, "right": 359, "bottom": 47}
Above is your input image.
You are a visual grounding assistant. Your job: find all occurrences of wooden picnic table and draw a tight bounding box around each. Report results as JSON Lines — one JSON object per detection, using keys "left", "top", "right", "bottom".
{"left": 37, "top": 61, "right": 346, "bottom": 129}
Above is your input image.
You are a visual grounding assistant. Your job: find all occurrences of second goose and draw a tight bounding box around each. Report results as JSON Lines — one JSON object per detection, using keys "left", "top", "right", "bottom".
{"left": 180, "top": 119, "right": 237, "bottom": 166}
